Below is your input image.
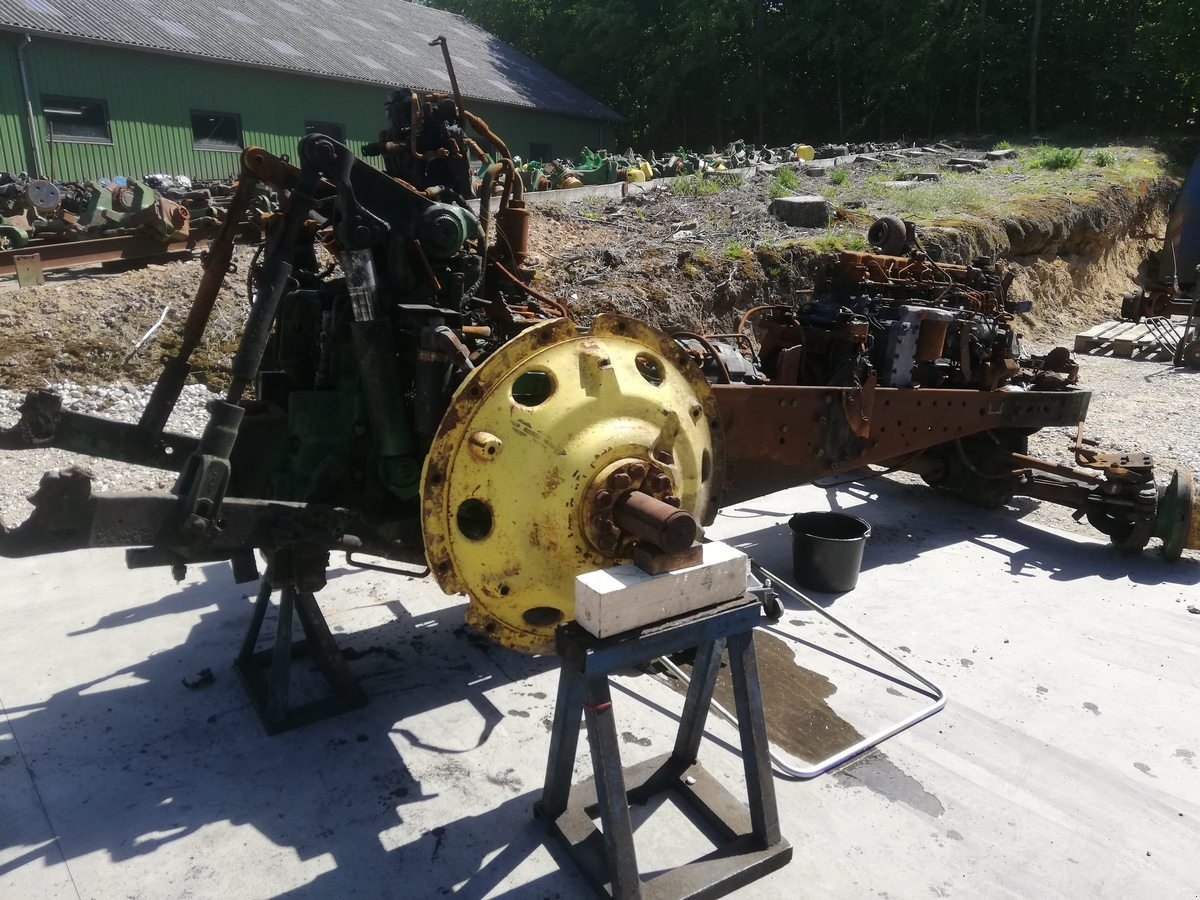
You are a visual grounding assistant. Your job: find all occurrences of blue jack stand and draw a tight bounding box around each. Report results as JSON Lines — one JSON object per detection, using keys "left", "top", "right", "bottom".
{"left": 535, "top": 596, "right": 792, "bottom": 899}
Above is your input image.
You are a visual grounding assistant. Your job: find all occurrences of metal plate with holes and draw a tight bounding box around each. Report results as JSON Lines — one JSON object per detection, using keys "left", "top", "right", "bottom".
{"left": 421, "top": 313, "right": 724, "bottom": 654}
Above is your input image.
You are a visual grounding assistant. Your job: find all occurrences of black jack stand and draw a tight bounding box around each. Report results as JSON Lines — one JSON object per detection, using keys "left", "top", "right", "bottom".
{"left": 535, "top": 596, "right": 792, "bottom": 899}
{"left": 233, "top": 550, "right": 366, "bottom": 734}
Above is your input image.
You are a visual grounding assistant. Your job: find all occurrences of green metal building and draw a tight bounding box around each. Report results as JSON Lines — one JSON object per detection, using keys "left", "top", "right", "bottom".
{"left": 0, "top": 1, "right": 619, "bottom": 182}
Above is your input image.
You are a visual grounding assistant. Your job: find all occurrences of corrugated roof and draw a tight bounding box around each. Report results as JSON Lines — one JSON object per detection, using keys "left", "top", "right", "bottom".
{"left": 0, "top": 0, "right": 621, "bottom": 122}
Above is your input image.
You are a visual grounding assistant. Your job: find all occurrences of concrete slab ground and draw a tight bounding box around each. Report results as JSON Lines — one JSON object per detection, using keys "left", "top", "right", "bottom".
{"left": 1, "top": 476, "right": 1198, "bottom": 899}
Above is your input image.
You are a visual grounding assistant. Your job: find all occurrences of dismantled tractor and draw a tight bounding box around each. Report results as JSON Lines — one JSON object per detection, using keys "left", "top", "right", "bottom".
{"left": 690, "top": 246, "right": 1198, "bottom": 560}
{"left": 1, "top": 95, "right": 1197, "bottom": 729}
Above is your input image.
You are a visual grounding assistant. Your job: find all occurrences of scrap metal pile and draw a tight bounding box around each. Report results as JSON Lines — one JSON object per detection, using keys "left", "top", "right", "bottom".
{"left": 0, "top": 171, "right": 247, "bottom": 249}
{"left": 514, "top": 139, "right": 821, "bottom": 192}
{"left": 0, "top": 46, "right": 1196, "bottom": 731}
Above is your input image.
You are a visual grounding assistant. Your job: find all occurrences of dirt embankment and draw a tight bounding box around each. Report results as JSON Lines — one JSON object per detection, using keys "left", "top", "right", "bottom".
{"left": 0, "top": 162, "right": 1178, "bottom": 391}
{"left": 921, "top": 176, "right": 1178, "bottom": 336}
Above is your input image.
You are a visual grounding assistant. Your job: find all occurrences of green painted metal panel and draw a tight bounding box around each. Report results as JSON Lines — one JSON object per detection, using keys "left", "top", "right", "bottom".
{"left": 0, "top": 36, "right": 32, "bottom": 175}
{"left": 0, "top": 36, "right": 612, "bottom": 182}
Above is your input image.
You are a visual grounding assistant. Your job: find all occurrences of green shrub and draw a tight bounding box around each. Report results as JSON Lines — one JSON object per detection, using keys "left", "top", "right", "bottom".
{"left": 767, "top": 167, "right": 800, "bottom": 199}
{"left": 993, "top": 140, "right": 1015, "bottom": 151}
{"left": 829, "top": 167, "right": 849, "bottom": 185}
{"left": 1032, "top": 146, "right": 1084, "bottom": 170}
{"left": 722, "top": 240, "right": 749, "bottom": 260}
{"left": 670, "top": 174, "right": 724, "bottom": 197}
{"left": 1092, "top": 150, "right": 1115, "bottom": 168}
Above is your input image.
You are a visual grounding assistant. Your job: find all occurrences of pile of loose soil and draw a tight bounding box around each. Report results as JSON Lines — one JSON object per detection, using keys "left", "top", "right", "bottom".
{"left": 0, "top": 245, "right": 256, "bottom": 391}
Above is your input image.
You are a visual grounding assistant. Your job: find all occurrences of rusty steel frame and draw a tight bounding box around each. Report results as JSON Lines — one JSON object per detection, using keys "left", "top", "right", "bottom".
{"left": 0, "top": 232, "right": 213, "bottom": 277}
{"left": 713, "top": 384, "right": 1091, "bottom": 504}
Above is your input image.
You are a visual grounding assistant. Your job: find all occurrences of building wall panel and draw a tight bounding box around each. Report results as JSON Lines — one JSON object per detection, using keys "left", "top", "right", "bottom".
{"left": 0, "top": 36, "right": 613, "bottom": 182}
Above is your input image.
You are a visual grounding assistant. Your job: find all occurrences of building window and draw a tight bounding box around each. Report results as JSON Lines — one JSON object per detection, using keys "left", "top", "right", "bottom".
{"left": 191, "top": 110, "right": 243, "bottom": 152}
{"left": 529, "top": 142, "right": 552, "bottom": 161}
{"left": 305, "top": 120, "right": 346, "bottom": 143}
{"left": 42, "top": 95, "right": 112, "bottom": 144}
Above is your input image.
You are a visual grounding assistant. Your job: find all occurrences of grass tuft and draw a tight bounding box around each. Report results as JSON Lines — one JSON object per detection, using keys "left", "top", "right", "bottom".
{"left": 1031, "top": 145, "right": 1085, "bottom": 170}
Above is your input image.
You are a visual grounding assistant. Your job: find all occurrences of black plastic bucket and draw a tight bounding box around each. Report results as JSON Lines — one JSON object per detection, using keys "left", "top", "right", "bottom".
{"left": 788, "top": 512, "right": 872, "bottom": 593}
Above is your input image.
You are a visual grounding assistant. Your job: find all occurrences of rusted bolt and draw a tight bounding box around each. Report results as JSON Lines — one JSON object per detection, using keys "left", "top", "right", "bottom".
{"left": 664, "top": 495, "right": 682, "bottom": 508}
{"left": 629, "top": 462, "right": 648, "bottom": 482}
{"left": 608, "top": 472, "right": 632, "bottom": 492}
{"left": 594, "top": 490, "right": 613, "bottom": 509}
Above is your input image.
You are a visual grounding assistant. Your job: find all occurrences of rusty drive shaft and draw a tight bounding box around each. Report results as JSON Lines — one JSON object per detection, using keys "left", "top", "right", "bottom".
{"left": 613, "top": 490, "right": 698, "bottom": 554}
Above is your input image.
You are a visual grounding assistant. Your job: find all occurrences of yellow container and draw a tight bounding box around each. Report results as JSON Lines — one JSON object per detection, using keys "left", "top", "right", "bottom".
{"left": 626, "top": 167, "right": 646, "bottom": 183}
{"left": 793, "top": 143, "right": 816, "bottom": 161}
{"left": 639, "top": 161, "right": 654, "bottom": 181}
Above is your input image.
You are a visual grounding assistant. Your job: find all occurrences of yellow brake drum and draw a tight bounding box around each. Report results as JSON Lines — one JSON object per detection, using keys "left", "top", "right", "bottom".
{"left": 421, "top": 313, "right": 724, "bottom": 654}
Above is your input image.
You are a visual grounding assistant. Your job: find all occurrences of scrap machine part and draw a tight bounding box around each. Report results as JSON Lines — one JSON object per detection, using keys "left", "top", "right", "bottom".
{"left": 421, "top": 313, "right": 723, "bottom": 654}
{"left": 712, "top": 384, "right": 1090, "bottom": 505}
{"left": 1155, "top": 467, "right": 1200, "bottom": 561}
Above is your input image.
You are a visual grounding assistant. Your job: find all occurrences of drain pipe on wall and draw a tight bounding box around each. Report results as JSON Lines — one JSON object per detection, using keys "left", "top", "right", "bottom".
{"left": 16, "top": 34, "right": 45, "bottom": 178}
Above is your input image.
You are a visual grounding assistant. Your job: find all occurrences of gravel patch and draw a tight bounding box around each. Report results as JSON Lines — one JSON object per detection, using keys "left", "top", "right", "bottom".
{"left": 0, "top": 380, "right": 218, "bottom": 527}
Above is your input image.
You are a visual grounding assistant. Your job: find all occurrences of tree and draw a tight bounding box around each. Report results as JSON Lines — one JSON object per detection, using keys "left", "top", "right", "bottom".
{"left": 1030, "top": 0, "right": 1044, "bottom": 133}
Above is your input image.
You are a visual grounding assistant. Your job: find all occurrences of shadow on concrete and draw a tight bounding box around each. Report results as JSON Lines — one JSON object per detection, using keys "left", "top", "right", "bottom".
{"left": 1, "top": 560, "right": 577, "bottom": 896}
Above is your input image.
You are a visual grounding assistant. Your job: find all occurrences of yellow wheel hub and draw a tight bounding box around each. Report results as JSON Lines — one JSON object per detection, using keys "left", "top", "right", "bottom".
{"left": 421, "top": 313, "right": 724, "bottom": 654}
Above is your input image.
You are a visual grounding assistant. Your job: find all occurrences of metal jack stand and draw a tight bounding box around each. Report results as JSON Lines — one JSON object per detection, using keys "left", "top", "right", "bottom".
{"left": 234, "top": 550, "right": 366, "bottom": 735}
{"left": 535, "top": 596, "right": 792, "bottom": 899}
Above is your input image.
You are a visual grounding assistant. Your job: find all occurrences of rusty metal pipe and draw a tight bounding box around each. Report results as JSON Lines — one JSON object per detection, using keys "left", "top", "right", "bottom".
{"left": 613, "top": 490, "right": 698, "bottom": 554}
{"left": 138, "top": 171, "right": 260, "bottom": 439}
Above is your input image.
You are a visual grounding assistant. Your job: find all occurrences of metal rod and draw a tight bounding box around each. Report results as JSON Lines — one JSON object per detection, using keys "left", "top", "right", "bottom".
{"left": 613, "top": 490, "right": 698, "bottom": 554}
{"left": 139, "top": 172, "right": 259, "bottom": 439}
{"left": 429, "top": 36, "right": 465, "bottom": 123}
{"left": 657, "top": 561, "right": 945, "bottom": 780}
{"left": 16, "top": 34, "right": 45, "bottom": 178}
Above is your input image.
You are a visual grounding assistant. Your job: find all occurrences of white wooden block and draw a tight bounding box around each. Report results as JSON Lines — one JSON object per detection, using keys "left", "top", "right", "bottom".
{"left": 573, "top": 541, "right": 750, "bottom": 639}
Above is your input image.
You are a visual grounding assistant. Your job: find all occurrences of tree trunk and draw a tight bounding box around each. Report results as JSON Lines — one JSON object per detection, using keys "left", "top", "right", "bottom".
{"left": 1124, "top": 0, "right": 1139, "bottom": 129}
{"left": 975, "top": 0, "right": 988, "bottom": 133}
{"left": 754, "top": 0, "right": 765, "bottom": 144}
{"left": 1029, "top": 0, "right": 1043, "bottom": 134}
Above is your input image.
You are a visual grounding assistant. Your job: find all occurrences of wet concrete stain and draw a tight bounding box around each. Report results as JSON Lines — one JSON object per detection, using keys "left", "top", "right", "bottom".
{"left": 620, "top": 731, "right": 652, "bottom": 747}
{"left": 507, "top": 709, "right": 530, "bottom": 718}
{"left": 946, "top": 829, "right": 964, "bottom": 841}
{"left": 897, "top": 646, "right": 911, "bottom": 654}
{"left": 1083, "top": 702, "right": 1101, "bottom": 716}
{"left": 711, "top": 630, "right": 864, "bottom": 764}
{"left": 886, "top": 686, "right": 904, "bottom": 697}
{"left": 1036, "top": 686, "right": 1049, "bottom": 695}
{"left": 959, "top": 659, "right": 974, "bottom": 668}
{"left": 1174, "top": 749, "right": 1195, "bottom": 766}
{"left": 673, "top": 630, "right": 944, "bottom": 817}
{"left": 836, "top": 751, "right": 946, "bottom": 818}
{"left": 1134, "top": 762, "right": 1156, "bottom": 777}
